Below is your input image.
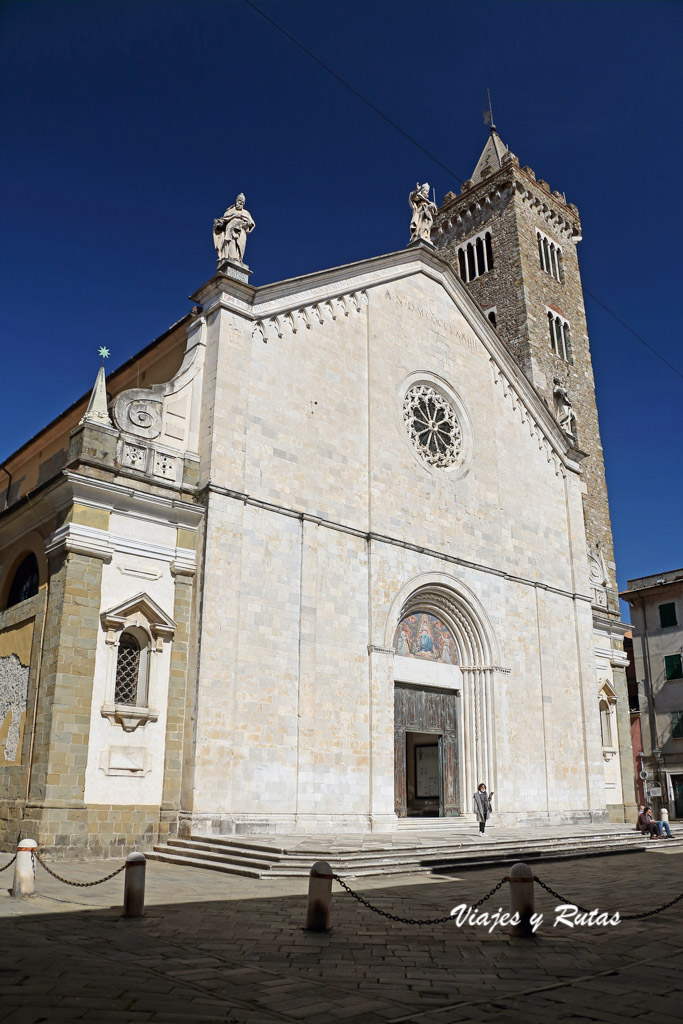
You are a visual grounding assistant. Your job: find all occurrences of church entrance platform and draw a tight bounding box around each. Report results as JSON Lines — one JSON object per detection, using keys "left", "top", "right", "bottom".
{"left": 148, "top": 822, "right": 679, "bottom": 878}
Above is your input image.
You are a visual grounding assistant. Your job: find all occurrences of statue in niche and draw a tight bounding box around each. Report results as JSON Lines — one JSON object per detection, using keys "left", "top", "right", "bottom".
{"left": 213, "top": 193, "right": 255, "bottom": 265}
{"left": 409, "top": 182, "right": 437, "bottom": 244}
{"left": 553, "top": 378, "right": 577, "bottom": 437}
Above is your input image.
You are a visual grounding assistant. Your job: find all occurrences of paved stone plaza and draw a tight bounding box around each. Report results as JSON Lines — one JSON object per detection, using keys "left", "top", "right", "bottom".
{"left": 1, "top": 848, "right": 681, "bottom": 1023}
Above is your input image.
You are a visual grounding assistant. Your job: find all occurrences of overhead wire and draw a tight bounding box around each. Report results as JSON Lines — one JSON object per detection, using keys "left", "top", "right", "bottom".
{"left": 243, "top": 0, "right": 682, "bottom": 381}
{"left": 242, "top": 0, "right": 463, "bottom": 186}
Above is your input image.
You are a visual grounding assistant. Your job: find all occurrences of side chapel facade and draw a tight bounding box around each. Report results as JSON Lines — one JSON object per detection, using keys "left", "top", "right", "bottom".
{"left": 0, "top": 132, "right": 635, "bottom": 856}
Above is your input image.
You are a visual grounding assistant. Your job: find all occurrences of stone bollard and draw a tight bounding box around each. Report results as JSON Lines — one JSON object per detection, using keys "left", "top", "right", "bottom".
{"left": 11, "top": 839, "right": 37, "bottom": 898}
{"left": 123, "top": 852, "right": 146, "bottom": 917}
{"left": 509, "top": 861, "right": 535, "bottom": 937}
{"left": 305, "top": 860, "right": 333, "bottom": 932}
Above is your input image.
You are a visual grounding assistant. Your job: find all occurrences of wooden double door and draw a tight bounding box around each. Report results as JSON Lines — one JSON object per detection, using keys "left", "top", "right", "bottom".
{"left": 394, "top": 684, "right": 459, "bottom": 817}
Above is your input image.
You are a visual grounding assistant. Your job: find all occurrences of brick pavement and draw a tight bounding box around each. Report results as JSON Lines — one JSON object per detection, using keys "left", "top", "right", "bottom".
{"left": 0, "top": 848, "right": 681, "bottom": 1023}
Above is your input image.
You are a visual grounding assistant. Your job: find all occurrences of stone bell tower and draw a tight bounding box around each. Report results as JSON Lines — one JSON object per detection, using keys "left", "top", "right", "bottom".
{"left": 432, "top": 127, "right": 618, "bottom": 616}
{"left": 432, "top": 127, "right": 636, "bottom": 821}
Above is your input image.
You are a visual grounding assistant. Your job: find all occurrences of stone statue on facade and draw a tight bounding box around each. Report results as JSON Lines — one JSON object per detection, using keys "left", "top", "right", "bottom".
{"left": 588, "top": 542, "right": 609, "bottom": 608}
{"left": 553, "top": 378, "right": 577, "bottom": 437}
{"left": 213, "top": 194, "right": 255, "bottom": 266}
{"left": 409, "top": 182, "right": 437, "bottom": 244}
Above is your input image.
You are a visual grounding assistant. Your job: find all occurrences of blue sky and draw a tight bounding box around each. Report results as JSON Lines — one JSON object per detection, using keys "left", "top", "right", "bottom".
{"left": 1, "top": 0, "right": 681, "bottom": 617}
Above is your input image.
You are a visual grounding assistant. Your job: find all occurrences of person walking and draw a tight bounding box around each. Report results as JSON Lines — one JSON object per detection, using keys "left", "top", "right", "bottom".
{"left": 474, "top": 783, "right": 493, "bottom": 835}
{"left": 658, "top": 806, "right": 673, "bottom": 838}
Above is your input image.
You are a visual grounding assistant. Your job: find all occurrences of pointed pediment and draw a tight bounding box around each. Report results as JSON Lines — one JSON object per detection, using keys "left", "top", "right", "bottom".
{"left": 101, "top": 592, "right": 176, "bottom": 638}
{"left": 198, "top": 244, "right": 581, "bottom": 477}
{"left": 599, "top": 679, "right": 618, "bottom": 701}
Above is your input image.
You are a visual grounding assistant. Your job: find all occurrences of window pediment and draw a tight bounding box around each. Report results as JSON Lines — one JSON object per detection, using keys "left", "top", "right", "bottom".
{"left": 598, "top": 679, "right": 618, "bottom": 702}
{"left": 101, "top": 592, "right": 176, "bottom": 648}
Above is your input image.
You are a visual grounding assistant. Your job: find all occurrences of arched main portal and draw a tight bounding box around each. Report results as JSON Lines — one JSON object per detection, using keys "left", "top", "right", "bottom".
{"left": 386, "top": 576, "right": 499, "bottom": 818}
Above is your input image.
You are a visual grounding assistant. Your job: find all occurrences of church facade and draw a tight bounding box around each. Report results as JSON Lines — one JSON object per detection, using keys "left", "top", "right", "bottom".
{"left": 0, "top": 133, "right": 635, "bottom": 856}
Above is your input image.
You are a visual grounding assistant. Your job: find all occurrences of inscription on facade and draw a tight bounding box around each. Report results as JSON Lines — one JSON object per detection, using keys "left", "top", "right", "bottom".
{"left": 384, "top": 290, "right": 477, "bottom": 349}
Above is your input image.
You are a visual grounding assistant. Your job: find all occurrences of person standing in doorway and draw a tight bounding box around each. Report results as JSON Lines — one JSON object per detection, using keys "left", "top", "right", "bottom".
{"left": 474, "top": 783, "right": 493, "bottom": 835}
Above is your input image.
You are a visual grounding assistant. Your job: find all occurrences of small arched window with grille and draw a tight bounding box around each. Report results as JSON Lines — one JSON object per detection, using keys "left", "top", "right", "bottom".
{"left": 457, "top": 230, "right": 493, "bottom": 283}
{"left": 547, "top": 310, "right": 572, "bottom": 362}
{"left": 114, "top": 629, "right": 150, "bottom": 706}
{"left": 599, "top": 699, "right": 612, "bottom": 748}
{"left": 537, "top": 230, "right": 563, "bottom": 281}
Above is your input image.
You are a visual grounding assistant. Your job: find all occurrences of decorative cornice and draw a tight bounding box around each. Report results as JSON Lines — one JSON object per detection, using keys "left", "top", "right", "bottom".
{"left": 45, "top": 522, "right": 113, "bottom": 563}
{"left": 489, "top": 359, "right": 570, "bottom": 478}
{"left": 435, "top": 164, "right": 580, "bottom": 242}
{"left": 368, "top": 644, "right": 395, "bottom": 656}
{"left": 64, "top": 471, "right": 204, "bottom": 528}
{"left": 45, "top": 520, "right": 197, "bottom": 574}
{"left": 253, "top": 290, "right": 368, "bottom": 344}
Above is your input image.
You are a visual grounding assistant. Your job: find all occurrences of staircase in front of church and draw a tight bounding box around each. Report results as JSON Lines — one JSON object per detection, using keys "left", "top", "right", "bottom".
{"left": 147, "top": 823, "right": 678, "bottom": 878}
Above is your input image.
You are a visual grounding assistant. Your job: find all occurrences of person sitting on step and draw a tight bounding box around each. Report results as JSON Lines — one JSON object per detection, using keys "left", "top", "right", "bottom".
{"left": 636, "top": 805, "right": 659, "bottom": 839}
{"left": 657, "top": 806, "right": 674, "bottom": 838}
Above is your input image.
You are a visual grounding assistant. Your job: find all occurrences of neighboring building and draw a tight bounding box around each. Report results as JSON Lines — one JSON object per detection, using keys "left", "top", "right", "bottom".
{"left": 624, "top": 631, "right": 645, "bottom": 806}
{"left": 621, "top": 569, "right": 683, "bottom": 818}
{"left": 0, "top": 130, "right": 635, "bottom": 858}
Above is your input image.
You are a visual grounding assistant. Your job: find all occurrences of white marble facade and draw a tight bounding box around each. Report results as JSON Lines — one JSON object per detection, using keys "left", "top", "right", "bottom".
{"left": 80, "top": 244, "right": 619, "bottom": 832}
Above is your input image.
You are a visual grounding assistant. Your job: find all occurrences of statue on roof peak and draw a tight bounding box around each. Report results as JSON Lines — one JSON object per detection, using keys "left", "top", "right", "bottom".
{"left": 409, "top": 182, "right": 437, "bottom": 245}
{"left": 213, "top": 193, "right": 255, "bottom": 266}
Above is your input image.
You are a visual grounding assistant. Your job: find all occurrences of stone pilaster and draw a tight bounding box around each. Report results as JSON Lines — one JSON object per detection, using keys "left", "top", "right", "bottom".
{"left": 22, "top": 548, "right": 105, "bottom": 852}
{"left": 611, "top": 662, "right": 639, "bottom": 822}
{"left": 158, "top": 564, "right": 194, "bottom": 842}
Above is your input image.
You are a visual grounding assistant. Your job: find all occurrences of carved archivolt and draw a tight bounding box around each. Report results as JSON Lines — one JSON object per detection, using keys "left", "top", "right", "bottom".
{"left": 253, "top": 290, "right": 367, "bottom": 344}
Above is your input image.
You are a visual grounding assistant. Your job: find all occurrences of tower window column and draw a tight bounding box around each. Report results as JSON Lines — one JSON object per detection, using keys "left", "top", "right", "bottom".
{"left": 457, "top": 230, "right": 494, "bottom": 283}
{"left": 546, "top": 309, "right": 572, "bottom": 362}
{"left": 537, "top": 230, "right": 563, "bottom": 282}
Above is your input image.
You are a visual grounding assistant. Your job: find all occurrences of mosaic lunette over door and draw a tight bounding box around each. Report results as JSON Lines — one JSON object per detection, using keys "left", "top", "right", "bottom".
{"left": 393, "top": 613, "right": 457, "bottom": 664}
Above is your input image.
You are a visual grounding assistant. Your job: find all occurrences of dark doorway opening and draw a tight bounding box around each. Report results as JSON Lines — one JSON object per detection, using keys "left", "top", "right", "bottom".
{"left": 394, "top": 684, "right": 458, "bottom": 817}
{"left": 406, "top": 732, "right": 442, "bottom": 817}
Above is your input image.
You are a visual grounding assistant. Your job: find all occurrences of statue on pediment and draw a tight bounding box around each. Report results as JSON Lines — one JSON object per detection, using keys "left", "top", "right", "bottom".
{"left": 409, "top": 182, "right": 437, "bottom": 244}
{"left": 213, "top": 194, "right": 255, "bottom": 265}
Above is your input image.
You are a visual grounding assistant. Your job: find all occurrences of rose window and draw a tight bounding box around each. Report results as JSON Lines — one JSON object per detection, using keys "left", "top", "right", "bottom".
{"left": 403, "top": 384, "right": 462, "bottom": 468}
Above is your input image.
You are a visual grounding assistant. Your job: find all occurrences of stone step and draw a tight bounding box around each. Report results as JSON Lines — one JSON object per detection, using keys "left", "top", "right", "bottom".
{"left": 266, "top": 841, "right": 648, "bottom": 876}
{"left": 146, "top": 850, "right": 264, "bottom": 877}
{"left": 171, "top": 831, "right": 647, "bottom": 867}
{"left": 149, "top": 833, "right": 651, "bottom": 879}
{"left": 155, "top": 843, "right": 283, "bottom": 871}
{"left": 186, "top": 835, "right": 290, "bottom": 855}
{"left": 186, "top": 828, "right": 643, "bottom": 858}
{"left": 644, "top": 836, "right": 683, "bottom": 851}
{"left": 173, "top": 839, "right": 285, "bottom": 862}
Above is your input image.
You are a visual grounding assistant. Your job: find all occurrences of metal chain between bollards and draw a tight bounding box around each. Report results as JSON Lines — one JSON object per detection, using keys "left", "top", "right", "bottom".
{"left": 533, "top": 875, "right": 683, "bottom": 920}
{"left": 32, "top": 850, "right": 126, "bottom": 887}
{"left": 0, "top": 854, "right": 17, "bottom": 873}
{"left": 333, "top": 873, "right": 507, "bottom": 925}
